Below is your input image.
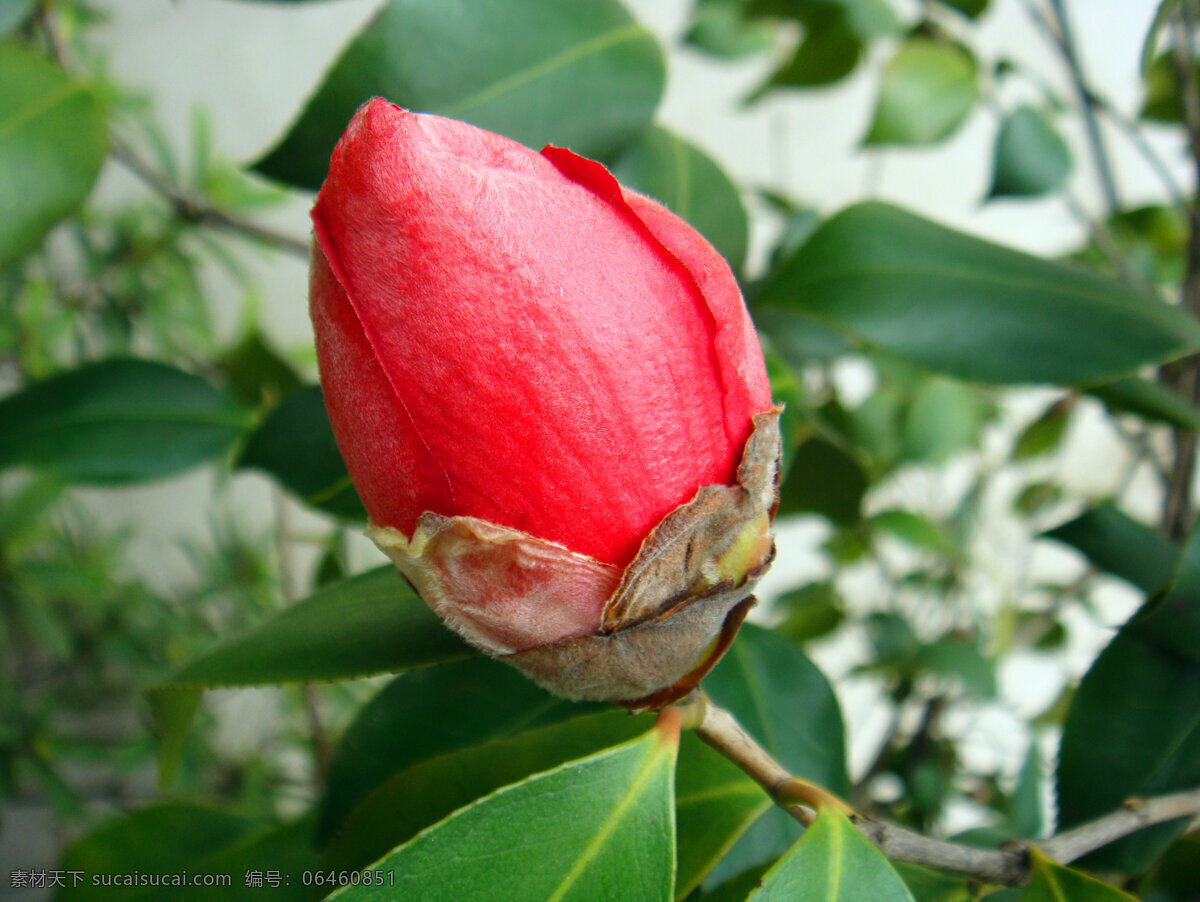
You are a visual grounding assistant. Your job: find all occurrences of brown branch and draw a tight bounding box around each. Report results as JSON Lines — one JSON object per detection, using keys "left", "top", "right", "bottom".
{"left": 40, "top": 6, "right": 309, "bottom": 260}
{"left": 684, "top": 690, "right": 1200, "bottom": 887}
{"left": 109, "top": 137, "right": 311, "bottom": 260}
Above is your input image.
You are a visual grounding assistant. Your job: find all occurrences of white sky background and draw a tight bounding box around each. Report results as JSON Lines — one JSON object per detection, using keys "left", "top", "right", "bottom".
{"left": 72, "top": 0, "right": 1180, "bottom": 831}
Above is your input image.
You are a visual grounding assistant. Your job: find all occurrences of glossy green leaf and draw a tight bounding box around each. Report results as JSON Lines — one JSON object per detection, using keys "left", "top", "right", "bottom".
{"left": 330, "top": 725, "right": 677, "bottom": 902}
{"left": 151, "top": 566, "right": 469, "bottom": 691}
{"left": 1091, "top": 376, "right": 1200, "bottom": 432}
{"left": 988, "top": 106, "right": 1071, "bottom": 199}
{"left": 675, "top": 733, "right": 772, "bottom": 898}
{"left": 0, "top": 0, "right": 35, "bottom": 36}
{"left": 0, "top": 359, "right": 249, "bottom": 484}
{"left": 754, "top": 203, "right": 1200, "bottom": 384}
{"left": 236, "top": 385, "right": 366, "bottom": 520}
{"left": 864, "top": 38, "right": 978, "bottom": 145}
{"left": 1057, "top": 525, "right": 1200, "bottom": 871}
{"left": 1042, "top": 504, "right": 1176, "bottom": 593}
{"left": 146, "top": 566, "right": 471, "bottom": 785}
{"left": 610, "top": 125, "right": 748, "bottom": 273}
{"left": 322, "top": 709, "right": 649, "bottom": 874}
{"left": 0, "top": 43, "right": 107, "bottom": 268}
{"left": 777, "top": 437, "right": 867, "bottom": 524}
{"left": 705, "top": 623, "right": 849, "bottom": 791}
{"left": 749, "top": 807, "right": 915, "bottom": 900}
{"left": 1020, "top": 849, "right": 1138, "bottom": 901}
{"left": 255, "top": 0, "right": 664, "bottom": 190}
{"left": 317, "top": 656, "right": 594, "bottom": 844}
{"left": 699, "top": 625, "right": 849, "bottom": 881}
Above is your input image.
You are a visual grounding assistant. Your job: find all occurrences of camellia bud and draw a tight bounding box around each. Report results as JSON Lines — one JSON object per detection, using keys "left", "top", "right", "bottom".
{"left": 310, "top": 99, "right": 781, "bottom": 708}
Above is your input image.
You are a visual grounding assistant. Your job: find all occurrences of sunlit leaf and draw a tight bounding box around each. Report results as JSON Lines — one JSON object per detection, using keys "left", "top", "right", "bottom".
{"left": 748, "top": 807, "right": 915, "bottom": 900}
{"left": 330, "top": 726, "right": 677, "bottom": 901}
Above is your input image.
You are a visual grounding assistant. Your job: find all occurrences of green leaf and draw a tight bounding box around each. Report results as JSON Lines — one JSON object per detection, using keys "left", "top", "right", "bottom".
{"left": 610, "top": 125, "right": 748, "bottom": 273}
{"left": 317, "top": 656, "right": 594, "bottom": 844}
{"left": 934, "top": 0, "right": 988, "bottom": 17}
{"left": 749, "top": 807, "right": 915, "bottom": 901}
{"left": 864, "top": 38, "right": 978, "bottom": 146}
{"left": 916, "top": 636, "right": 997, "bottom": 698}
{"left": 58, "top": 812, "right": 320, "bottom": 902}
{"left": 0, "top": 43, "right": 107, "bottom": 269}
{"left": 1013, "top": 399, "right": 1072, "bottom": 459}
{"left": 871, "top": 510, "right": 949, "bottom": 553}
{"left": 773, "top": 581, "right": 845, "bottom": 644}
{"left": 151, "top": 566, "right": 469, "bottom": 691}
{"left": 894, "top": 862, "right": 975, "bottom": 902}
{"left": 0, "top": 359, "right": 249, "bottom": 484}
{"left": 330, "top": 725, "right": 678, "bottom": 902}
{"left": 777, "top": 437, "right": 867, "bottom": 524}
{"left": 255, "top": 0, "right": 665, "bottom": 190}
{"left": 754, "top": 203, "right": 1200, "bottom": 384}
{"left": 763, "top": 346, "right": 807, "bottom": 483}
{"left": 321, "top": 709, "right": 649, "bottom": 875}
{"left": 236, "top": 385, "right": 366, "bottom": 520}
{"left": 1142, "top": 833, "right": 1200, "bottom": 900}
{"left": 1008, "top": 740, "right": 1045, "bottom": 839}
{"left": 753, "top": 6, "right": 862, "bottom": 94}
{"left": 146, "top": 566, "right": 472, "bottom": 784}
{"left": 1142, "top": 51, "right": 1192, "bottom": 123}
{"left": 685, "top": 0, "right": 776, "bottom": 59}
{"left": 57, "top": 804, "right": 255, "bottom": 902}
{"left": 901, "top": 377, "right": 987, "bottom": 463}
{"left": 675, "top": 733, "right": 772, "bottom": 898}
{"left": 1056, "top": 525, "right": 1200, "bottom": 871}
{"left": 0, "top": 0, "right": 35, "bottom": 36}
{"left": 1020, "top": 849, "right": 1138, "bottom": 901}
{"left": 988, "top": 106, "right": 1071, "bottom": 199}
{"left": 699, "top": 625, "right": 848, "bottom": 881}
{"left": 1042, "top": 504, "right": 1176, "bottom": 593}
{"left": 214, "top": 329, "right": 302, "bottom": 409}
{"left": 1141, "top": 1, "right": 1182, "bottom": 76}
{"left": 1090, "top": 376, "right": 1200, "bottom": 432}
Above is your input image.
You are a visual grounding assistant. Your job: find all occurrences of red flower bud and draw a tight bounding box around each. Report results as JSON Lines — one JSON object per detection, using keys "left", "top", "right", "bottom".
{"left": 310, "top": 100, "right": 780, "bottom": 706}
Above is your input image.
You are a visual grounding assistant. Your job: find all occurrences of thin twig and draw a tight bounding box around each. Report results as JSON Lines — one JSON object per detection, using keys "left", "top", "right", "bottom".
{"left": 1046, "top": 0, "right": 1121, "bottom": 214}
{"left": 109, "top": 137, "right": 311, "bottom": 259}
{"left": 40, "top": 7, "right": 309, "bottom": 260}
{"left": 685, "top": 691, "right": 1200, "bottom": 886}
{"left": 1161, "top": 6, "right": 1200, "bottom": 540}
